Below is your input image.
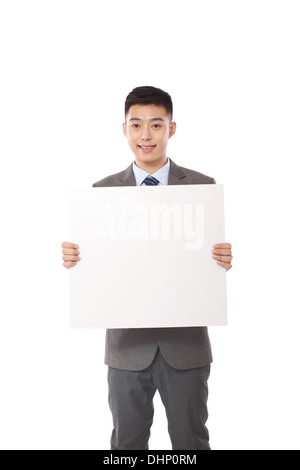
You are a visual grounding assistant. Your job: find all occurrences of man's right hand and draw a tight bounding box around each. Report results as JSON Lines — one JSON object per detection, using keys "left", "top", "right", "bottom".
{"left": 61, "top": 242, "right": 81, "bottom": 269}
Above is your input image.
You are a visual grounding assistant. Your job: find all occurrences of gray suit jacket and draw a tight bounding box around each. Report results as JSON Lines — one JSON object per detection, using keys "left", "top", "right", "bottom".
{"left": 92, "top": 158, "right": 215, "bottom": 371}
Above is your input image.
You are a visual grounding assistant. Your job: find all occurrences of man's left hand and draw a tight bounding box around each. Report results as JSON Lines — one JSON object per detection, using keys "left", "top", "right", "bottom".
{"left": 212, "top": 243, "right": 233, "bottom": 271}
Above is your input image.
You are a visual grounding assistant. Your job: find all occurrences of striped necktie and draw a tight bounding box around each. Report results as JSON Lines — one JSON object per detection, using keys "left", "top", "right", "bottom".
{"left": 142, "top": 175, "right": 160, "bottom": 186}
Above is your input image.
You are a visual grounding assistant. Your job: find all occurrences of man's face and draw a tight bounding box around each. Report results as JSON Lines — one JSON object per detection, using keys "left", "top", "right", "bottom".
{"left": 123, "top": 104, "right": 176, "bottom": 168}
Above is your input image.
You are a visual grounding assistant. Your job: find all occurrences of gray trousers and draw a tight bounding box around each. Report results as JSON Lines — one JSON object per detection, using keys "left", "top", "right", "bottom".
{"left": 107, "top": 349, "right": 211, "bottom": 450}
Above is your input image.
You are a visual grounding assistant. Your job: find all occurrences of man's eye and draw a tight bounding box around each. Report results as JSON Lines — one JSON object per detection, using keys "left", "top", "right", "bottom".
{"left": 132, "top": 124, "right": 140, "bottom": 128}
{"left": 153, "top": 124, "right": 161, "bottom": 128}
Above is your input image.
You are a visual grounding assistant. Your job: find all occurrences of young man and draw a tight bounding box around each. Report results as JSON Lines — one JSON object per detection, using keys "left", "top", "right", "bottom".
{"left": 62, "top": 86, "right": 232, "bottom": 450}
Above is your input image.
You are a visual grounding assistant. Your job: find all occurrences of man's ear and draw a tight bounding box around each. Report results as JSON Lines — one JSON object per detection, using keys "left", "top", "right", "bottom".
{"left": 122, "top": 122, "right": 127, "bottom": 137}
{"left": 169, "top": 121, "right": 177, "bottom": 138}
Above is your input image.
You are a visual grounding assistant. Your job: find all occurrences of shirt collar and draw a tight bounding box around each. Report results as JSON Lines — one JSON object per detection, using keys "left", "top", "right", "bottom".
{"left": 132, "top": 157, "right": 170, "bottom": 186}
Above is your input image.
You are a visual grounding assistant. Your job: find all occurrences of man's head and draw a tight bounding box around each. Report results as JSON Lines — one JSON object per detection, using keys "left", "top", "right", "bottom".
{"left": 123, "top": 86, "right": 176, "bottom": 171}
{"left": 125, "top": 86, "right": 173, "bottom": 121}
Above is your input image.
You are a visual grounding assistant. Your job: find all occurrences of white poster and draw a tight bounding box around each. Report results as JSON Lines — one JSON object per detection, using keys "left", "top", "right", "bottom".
{"left": 69, "top": 184, "right": 227, "bottom": 328}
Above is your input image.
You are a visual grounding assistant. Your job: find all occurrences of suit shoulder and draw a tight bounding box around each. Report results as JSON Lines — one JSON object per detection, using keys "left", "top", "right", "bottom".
{"left": 179, "top": 164, "right": 216, "bottom": 184}
{"left": 92, "top": 169, "right": 125, "bottom": 187}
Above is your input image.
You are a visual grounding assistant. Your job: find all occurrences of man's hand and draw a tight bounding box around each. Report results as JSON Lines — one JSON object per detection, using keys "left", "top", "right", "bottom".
{"left": 61, "top": 241, "right": 81, "bottom": 269}
{"left": 212, "top": 243, "right": 233, "bottom": 271}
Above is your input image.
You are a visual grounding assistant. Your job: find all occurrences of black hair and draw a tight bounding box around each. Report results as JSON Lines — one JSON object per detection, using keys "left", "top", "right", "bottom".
{"left": 125, "top": 86, "right": 173, "bottom": 120}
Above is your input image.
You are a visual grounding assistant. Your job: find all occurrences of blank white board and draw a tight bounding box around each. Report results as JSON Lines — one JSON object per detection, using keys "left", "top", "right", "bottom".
{"left": 69, "top": 184, "right": 227, "bottom": 328}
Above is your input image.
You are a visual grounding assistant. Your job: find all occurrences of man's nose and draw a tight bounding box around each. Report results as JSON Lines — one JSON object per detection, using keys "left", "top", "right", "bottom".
{"left": 141, "top": 127, "right": 151, "bottom": 140}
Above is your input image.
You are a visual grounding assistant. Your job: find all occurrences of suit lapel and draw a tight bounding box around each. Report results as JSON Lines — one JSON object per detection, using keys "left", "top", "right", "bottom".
{"left": 167, "top": 158, "right": 188, "bottom": 185}
{"left": 118, "top": 163, "right": 137, "bottom": 186}
{"left": 118, "top": 158, "right": 188, "bottom": 186}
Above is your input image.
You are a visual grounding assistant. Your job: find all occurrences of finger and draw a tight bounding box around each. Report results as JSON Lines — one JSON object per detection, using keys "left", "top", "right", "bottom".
{"left": 217, "top": 261, "right": 232, "bottom": 271}
{"left": 213, "top": 243, "right": 231, "bottom": 249}
{"left": 63, "top": 261, "right": 77, "bottom": 269}
{"left": 61, "top": 241, "right": 79, "bottom": 249}
{"left": 62, "top": 255, "right": 81, "bottom": 262}
{"left": 212, "top": 248, "right": 232, "bottom": 256}
{"left": 62, "top": 248, "right": 80, "bottom": 255}
{"left": 212, "top": 255, "right": 232, "bottom": 263}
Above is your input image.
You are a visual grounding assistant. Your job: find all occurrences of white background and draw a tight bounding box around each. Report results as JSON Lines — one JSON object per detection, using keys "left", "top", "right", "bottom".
{"left": 0, "top": 0, "right": 299, "bottom": 450}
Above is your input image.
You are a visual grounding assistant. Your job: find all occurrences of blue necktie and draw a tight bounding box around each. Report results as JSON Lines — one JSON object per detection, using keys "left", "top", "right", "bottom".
{"left": 142, "top": 175, "right": 160, "bottom": 186}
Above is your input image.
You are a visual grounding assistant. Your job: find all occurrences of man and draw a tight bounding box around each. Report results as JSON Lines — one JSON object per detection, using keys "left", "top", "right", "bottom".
{"left": 62, "top": 86, "right": 232, "bottom": 450}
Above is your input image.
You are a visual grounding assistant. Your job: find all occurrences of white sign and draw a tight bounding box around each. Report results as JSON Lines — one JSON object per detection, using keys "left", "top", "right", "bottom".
{"left": 68, "top": 184, "right": 227, "bottom": 328}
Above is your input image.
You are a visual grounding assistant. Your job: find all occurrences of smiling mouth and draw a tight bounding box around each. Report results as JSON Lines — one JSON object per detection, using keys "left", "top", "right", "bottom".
{"left": 137, "top": 145, "right": 156, "bottom": 149}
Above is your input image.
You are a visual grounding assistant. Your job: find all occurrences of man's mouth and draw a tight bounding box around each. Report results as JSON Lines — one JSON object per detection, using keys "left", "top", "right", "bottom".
{"left": 137, "top": 145, "right": 156, "bottom": 153}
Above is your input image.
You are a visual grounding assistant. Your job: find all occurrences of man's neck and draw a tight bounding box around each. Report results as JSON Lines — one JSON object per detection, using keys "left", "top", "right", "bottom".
{"left": 134, "top": 157, "right": 168, "bottom": 174}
